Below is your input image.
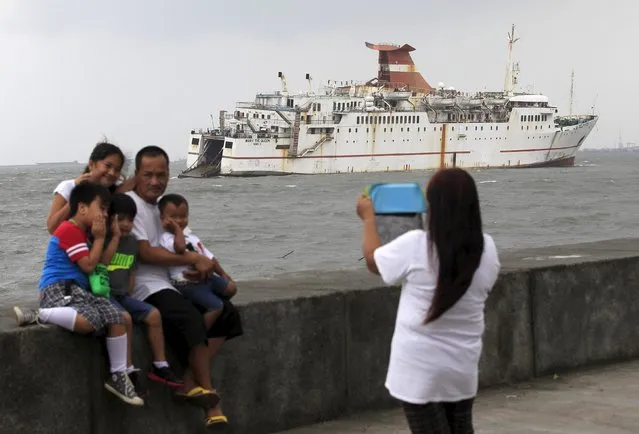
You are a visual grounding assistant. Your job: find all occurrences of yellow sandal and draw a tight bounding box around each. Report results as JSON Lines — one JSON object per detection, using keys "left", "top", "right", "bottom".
{"left": 177, "top": 387, "right": 220, "bottom": 409}
{"left": 205, "top": 414, "right": 229, "bottom": 430}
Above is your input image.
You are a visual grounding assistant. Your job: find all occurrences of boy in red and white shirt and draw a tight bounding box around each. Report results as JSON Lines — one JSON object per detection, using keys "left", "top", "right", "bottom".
{"left": 13, "top": 182, "right": 143, "bottom": 407}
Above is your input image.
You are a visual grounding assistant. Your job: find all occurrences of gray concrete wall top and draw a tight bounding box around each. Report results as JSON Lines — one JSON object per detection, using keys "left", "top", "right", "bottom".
{"left": 3, "top": 237, "right": 639, "bottom": 331}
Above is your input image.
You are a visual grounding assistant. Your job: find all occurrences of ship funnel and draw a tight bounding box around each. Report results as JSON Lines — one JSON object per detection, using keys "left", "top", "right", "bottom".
{"left": 365, "top": 42, "right": 432, "bottom": 92}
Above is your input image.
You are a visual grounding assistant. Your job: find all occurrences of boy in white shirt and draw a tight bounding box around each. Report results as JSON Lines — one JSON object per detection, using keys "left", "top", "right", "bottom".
{"left": 157, "top": 194, "right": 236, "bottom": 326}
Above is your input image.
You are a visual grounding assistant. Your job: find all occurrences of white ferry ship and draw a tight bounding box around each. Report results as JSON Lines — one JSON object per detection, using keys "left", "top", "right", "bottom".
{"left": 181, "top": 26, "right": 598, "bottom": 177}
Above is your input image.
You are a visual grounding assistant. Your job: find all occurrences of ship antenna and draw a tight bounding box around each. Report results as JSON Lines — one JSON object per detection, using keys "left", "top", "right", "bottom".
{"left": 569, "top": 69, "right": 575, "bottom": 116}
{"left": 278, "top": 72, "right": 288, "bottom": 95}
{"left": 504, "top": 24, "right": 520, "bottom": 96}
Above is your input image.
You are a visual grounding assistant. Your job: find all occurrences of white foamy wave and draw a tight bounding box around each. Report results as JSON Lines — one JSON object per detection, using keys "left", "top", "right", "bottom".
{"left": 479, "top": 180, "right": 497, "bottom": 184}
{"left": 211, "top": 184, "right": 224, "bottom": 187}
{"left": 286, "top": 184, "right": 297, "bottom": 188}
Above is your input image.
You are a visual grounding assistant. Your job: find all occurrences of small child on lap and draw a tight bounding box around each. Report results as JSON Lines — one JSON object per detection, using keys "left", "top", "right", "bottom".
{"left": 157, "top": 194, "right": 236, "bottom": 325}
{"left": 100, "top": 193, "right": 182, "bottom": 393}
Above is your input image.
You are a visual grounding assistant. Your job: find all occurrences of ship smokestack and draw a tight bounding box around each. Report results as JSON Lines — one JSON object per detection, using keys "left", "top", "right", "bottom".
{"left": 365, "top": 42, "right": 432, "bottom": 92}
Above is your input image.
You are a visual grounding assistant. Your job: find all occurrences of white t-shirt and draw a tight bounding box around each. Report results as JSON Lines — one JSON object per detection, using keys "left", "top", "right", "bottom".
{"left": 126, "top": 191, "right": 177, "bottom": 300}
{"left": 53, "top": 177, "right": 123, "bottom": 201}
{"left": 374, "top": 229, "right": 500, "bottom": 404}
{"left": 159, "top": 231, "right": 215, "bottom": 283}
{"left": 53, "top": 179, "right": 76, "bottom": 201}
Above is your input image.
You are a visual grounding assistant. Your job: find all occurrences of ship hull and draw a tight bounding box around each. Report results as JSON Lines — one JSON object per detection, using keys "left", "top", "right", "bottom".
{"left": 201, "top": 116, "right": 597, "bottom": 176}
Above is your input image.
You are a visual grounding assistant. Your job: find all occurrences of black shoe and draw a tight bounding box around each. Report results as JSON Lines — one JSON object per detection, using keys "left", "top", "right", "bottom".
{"left": 128, "top": 369, "right": 149, "bottom": 398}
{"left": 104, "top": 371, "right": 144, "bottom": 406}
{"left": 148, "top": 365, "right": 183, "bottom": 389}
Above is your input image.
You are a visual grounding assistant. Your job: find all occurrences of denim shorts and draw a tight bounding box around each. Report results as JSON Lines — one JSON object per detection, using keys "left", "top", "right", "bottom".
{"left": 110, "top": 294, "right": 154, "bottom": 323}
{"left": 177, "top": 275, "right": 227, "bottom": 312}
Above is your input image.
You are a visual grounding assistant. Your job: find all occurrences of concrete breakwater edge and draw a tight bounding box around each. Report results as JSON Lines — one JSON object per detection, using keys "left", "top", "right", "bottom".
{"left": 1, "top": 238, "right": 639, "bottom": 434}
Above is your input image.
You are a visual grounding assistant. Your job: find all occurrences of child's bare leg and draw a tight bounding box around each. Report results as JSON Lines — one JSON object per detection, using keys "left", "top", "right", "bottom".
{"left": 203, "top": 309, "right": 222, "bottom": 330}
{"left": 73, "top": 314, "right": 96, "bottom": 334}
{"left": 145, "top": 308, "right": 183, "bottom": 388}
{"left": 145, "top": 308, "right": 167, "bottom": 362}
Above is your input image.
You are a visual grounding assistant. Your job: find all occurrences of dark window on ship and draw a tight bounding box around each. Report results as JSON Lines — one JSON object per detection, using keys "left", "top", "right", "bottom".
{"left": 434, "top": 127, "right": 437, "bottom": 131}
{"left": 413, "top": 116, "right": 416, "bottom": 123}
{"left": 337, "top": 129, "right": 339, "bottom": 133}
{"left": 367, "top": 128, "right": 369, "bottom": 133}
{"left": 407, "top": 127, "right": 410, "bottom": 132}
{"left": 401, "top": 128, "right": 403, "bottom": 132}
{"left": 496, "top": 126, "right": 499, "bottom": 131}
{"left": 384, "top": 128, "right": 387, "bottom": 132}
{"left": 349, "top": 128, "right": 351, "bottom": 133}
{"left": 475, "top": 126, "right": 478, "bottom": 131}
{"left": 191, "top": 138, "right": 199, "bottom": 145}
{"left": 417, "top": 116, "right": 420, "bottom": 123}
{"left": 355, "top": 128, "right": 358, "bottom": 132}
{"left": 507, "top": 126, "right": 509, "bottom": 130}
{"left": 418, "top": 127, "right": 420, "bottom": 132}
{"left": 466, "top": 127, "right": 468, "bottom": 131}
{"left": 452, "top": 127, "right": 455, "bottom": 131}
{"left": 318, "top": 103, "right": 321, "bottom": 111}
{"left": 224, "top": 142, "right": 233, "bottom": 149}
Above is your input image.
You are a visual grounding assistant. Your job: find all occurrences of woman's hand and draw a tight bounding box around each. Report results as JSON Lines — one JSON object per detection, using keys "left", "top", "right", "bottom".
{"left": 74, "top": 172, "right": 92, "bottom": 185}
{"left": 356, "top": 194, "right": 375, "bottom": 221}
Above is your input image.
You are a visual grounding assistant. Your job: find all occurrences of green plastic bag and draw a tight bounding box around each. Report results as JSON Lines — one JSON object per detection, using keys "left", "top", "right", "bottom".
{"left": 89, "top": 263, "right": 111, "bottom": 298}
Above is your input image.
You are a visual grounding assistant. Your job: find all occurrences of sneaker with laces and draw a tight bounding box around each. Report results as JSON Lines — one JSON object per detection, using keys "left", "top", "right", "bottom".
{"left": 148, "top": 365, "right": 183, "bottom": 388}
{"left": 104, "top": 371, "right": 144, "bottom": 406}
{"left": 128, "top": 369, "right": 149, "bottom": 398}
{"left": 13, "top": 307, "right": 40, "bottom": 326}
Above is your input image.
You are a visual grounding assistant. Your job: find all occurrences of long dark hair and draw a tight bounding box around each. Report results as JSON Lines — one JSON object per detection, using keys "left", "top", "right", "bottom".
{"left": 82, "top": 141, "right": 125, "bottom": 193}
{"left": 425, "top": 168, "right": 484, "bottom": 324}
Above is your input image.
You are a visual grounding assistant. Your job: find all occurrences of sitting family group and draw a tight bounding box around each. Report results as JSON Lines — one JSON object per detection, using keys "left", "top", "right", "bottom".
{"left": 13, "top": 142, "right": 242, "bottom": 430}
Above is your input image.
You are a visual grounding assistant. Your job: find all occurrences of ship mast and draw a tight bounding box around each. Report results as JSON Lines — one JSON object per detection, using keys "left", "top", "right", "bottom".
{"left": 569, "top": 69, "right": 574, "bottom": 116}
{"left": 504, "top": 24, "right": 520, "bottom": 96}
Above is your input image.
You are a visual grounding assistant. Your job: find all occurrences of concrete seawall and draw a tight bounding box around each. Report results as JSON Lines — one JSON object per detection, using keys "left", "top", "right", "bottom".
{"left": 2, "top": 238, "right": 639, "bottom": 434}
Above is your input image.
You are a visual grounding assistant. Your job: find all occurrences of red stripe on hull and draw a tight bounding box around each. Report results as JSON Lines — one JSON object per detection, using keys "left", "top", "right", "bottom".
{"left": 223, "top": 151, "right": 471, "bottom": 160}
{"left": 500, "top": 144, "right": 580, "bottom": 153}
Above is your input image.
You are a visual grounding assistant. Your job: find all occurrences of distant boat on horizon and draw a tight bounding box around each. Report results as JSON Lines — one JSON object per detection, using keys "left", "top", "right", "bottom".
{"left": 35, "top": 160, "right": 80, "bottom": 166}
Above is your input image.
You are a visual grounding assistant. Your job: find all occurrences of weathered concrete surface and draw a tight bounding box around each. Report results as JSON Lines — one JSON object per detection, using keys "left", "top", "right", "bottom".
{"left": 531, "top": 258, "right": 639, "bottom": 376}
{"left": 2, "top": 238, "right": 639, "bottom": 434}
{"left": 276, "top": 360, "right": 639, "bottom": 434}
{"left": 478, "top": 270, "right": 534, "bottom": 387}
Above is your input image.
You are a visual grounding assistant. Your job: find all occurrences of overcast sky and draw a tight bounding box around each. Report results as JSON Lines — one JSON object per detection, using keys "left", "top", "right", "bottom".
{"left": 0, "top": 0, "right": 634, "bottom": 165}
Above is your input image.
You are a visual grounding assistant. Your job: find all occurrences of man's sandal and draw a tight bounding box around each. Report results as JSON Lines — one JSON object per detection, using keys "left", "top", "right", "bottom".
{"left": 174, "top": 387, "right": 220, "bottom": 409}
{"left": 205, "top": 415, "right": 229, "bottom": 430}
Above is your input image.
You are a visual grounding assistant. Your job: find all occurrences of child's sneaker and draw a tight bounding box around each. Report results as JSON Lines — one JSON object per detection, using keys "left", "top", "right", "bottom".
{"left": 13, "top": 307, "right": 40, "bottom": 326}
{"left": 128, "top": 369, "right": 149, "bottom": 398}
{"left": 104, "top": 371, "right": 144, "bottom": 406}
{"left": 148, "top": 365, "right": 183, "bottom": 388}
